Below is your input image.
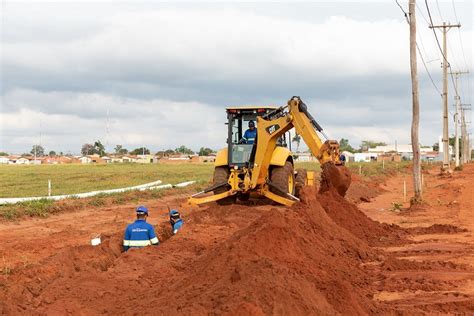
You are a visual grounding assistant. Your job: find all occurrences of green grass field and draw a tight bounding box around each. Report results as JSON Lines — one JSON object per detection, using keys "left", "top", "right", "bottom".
{"left": 0, "top": 161, "right": 411, "bottom": 198}
{"left": 0, "top": 160, "right": 414, "bottom": 220}
{"left": 0, "top": 163, "right": 215, "bottom": 198}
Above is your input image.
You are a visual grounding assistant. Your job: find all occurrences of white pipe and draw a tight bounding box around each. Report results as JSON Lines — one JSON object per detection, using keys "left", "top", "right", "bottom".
{"left": 0, "top": 179, "right": 197, "bottom": 205}
{"left": 0, "top": 180, "right": 162, "bottom": 205}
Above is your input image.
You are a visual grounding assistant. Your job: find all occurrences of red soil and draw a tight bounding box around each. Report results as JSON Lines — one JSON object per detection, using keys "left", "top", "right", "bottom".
{"left": 0, "top": 164, "right": 473, "bottom": 315}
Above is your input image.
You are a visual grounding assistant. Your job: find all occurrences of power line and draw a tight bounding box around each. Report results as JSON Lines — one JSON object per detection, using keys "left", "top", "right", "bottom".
{"left": 395, "top": 0, "right": 442, "bottom": 96}
{"left": 425, "top": 0, "right": 447, "bottom": 65}
{"left": 451, "top": 0, "right": 459, "bottom": 22}
{"left": 425, "top": 0, "right": 459, "bottom": 95}
{"left": 435, "top": 0, "right": 444, "bottom": 21}
{"left": 417, "top": 43, "right": 442, "bottom": 96}
{"left": 451, "top": 0, "right": 471, "bottom": 105}
{"left": 415, "top": 2, "right": 430, "bottom": 25}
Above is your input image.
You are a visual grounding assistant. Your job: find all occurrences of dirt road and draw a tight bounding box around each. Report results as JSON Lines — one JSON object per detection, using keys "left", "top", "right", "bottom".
{"left": 0, "top": 164, "right": 472, "bottom": 314}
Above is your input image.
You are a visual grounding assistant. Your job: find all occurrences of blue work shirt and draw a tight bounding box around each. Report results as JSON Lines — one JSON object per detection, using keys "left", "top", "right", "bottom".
{"left": 123, "top": 219, "right": 159, "bottom": 251}
{"left": 171, "top": 219, "right": 184, "bottom": 234}
{"left": 243, "top": 128, "right": 257, "bottom": 144}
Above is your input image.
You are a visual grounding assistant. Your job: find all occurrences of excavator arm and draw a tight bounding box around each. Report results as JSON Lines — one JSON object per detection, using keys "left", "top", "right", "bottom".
{"left": 251, "top": 96, "right": 351, "bottom": 196}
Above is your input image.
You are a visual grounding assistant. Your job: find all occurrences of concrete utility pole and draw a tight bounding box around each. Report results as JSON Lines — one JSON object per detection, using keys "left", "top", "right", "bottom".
{"left": 429, "top": 22, "right": 461, "bottom": 171}
{"left": 409, "top": 0, "right": 422, "bottom": 202}
{"left": 461, "top": 104, "right": 471, "bottom": 163}
{"left": 450, "top": 70, "right": 469, "bottom": 168}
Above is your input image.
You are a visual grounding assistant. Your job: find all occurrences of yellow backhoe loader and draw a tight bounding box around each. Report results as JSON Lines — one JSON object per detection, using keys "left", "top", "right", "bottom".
{"left": 189, "top": 96, "right": 351, "bottom": 206}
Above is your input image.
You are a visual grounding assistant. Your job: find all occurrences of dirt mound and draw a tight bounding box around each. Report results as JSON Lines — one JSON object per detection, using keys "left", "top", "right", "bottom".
{"left": 160, "top": 200, "right": 380, "bottom": 315}
{"left": 345, "top": 178, "right": 383, "bottom": 203}
{"left": 4, "top": 177, "right": 469, "bottom": 315}
{"left": 317, "top": 189, "right": 406, "bottom": 246}
{"left": 1, "top": 186, "right": 393, "bottom": 315}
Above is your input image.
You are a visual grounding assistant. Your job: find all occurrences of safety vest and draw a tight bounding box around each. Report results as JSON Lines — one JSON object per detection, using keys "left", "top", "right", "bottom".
{"left": 123, "top": 219, "right": 159, "bottom": 251}
{"left": 243, "top": 128, "right": 257, "bottom": 144}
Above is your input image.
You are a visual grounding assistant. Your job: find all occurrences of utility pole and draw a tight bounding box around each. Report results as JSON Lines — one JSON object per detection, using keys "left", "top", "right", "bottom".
{"left": 450, "top": 70, "right": 469, "bottom": 168}
{"left": 461, "top": 104, "right": 471, "bottom": 163}
{"left": 409, "top": 0, "right": 422, "bottom": 203}
{"left": 429, "top": 22, "right": 461, "bottom": 171}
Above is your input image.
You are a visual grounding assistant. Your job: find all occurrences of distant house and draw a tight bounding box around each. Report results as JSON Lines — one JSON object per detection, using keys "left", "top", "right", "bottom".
{"left": 87, "top": 154, "right": 103, "bottom": 163}
{"left": 199, "top": 155, "right": 216, "bottom": 163}
{"left": 368, "top": 144, "right": 434, "bottom": 154}
{"left": 79, "top": 156, "right": 92, "bottom": 164}
{"left": 111, "top": 157, "right": 124, "bottom": 163}
{"left": 101, "top": 156, "right": 112, "bottom": 163}
{"left": 136, "top": 154, "right": 154, "bottom": 164}
{"left": 341, "top": 151, "right": 355, "bottom": 162}
{"left": 354, "top": 153, "right": 378, "bottom": 162}
{"left": 0, "top": 157, "right": 9, "bottom": 164}
{"left": 122, "top": 155, "right": 136, "bottom": 163}
{"left": 16, "top": 157, "right": 31, "bottom": 165}
{"left": 295, "top": 152, "right": 316, "bottom": 162}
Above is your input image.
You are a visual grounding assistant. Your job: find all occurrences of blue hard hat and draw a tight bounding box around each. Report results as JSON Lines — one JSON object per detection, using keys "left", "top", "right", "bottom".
{"left": 136, "top": 205, "right": 149, "bottom": 215}
{"left": 169, "top": 209, "right": 180, "bottom": 217}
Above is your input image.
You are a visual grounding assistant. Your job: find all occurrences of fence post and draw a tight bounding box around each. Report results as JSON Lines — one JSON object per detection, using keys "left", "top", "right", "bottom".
{"left": 48, "top": 180, "right": 52, "bottom": 196}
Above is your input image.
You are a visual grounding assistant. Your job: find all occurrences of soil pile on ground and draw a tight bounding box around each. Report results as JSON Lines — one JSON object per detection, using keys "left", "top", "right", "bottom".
{"left": 318, "top": 189, "right": 406, "bottom": 246}
{"left": 345, "top": 174, "right": 383, "bottom": 203}
{"left": 0, "top": 185, "right": 395, "bottom": 315}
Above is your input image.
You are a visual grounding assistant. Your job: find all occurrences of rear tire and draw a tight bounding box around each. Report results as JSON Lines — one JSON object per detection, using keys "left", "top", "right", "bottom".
{"left": 270, "top": 161, "right": 295, "bottom": 196}
{"left": 212, "top": 167, "right": 235, "bottom": 205}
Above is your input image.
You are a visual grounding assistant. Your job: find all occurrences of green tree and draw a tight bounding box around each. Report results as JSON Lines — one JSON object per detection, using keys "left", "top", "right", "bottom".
{"left": 130, "top": 147, "right": 150, "bottom": 155}
{"left": 175, "top": 145, "right": 194, "bottom": 155}
{"left": 94, "top": 140, "right": 106, "bottom": 156}
{"left": 339, "top": 138, "right": 355, "bottom": 153}
{"left": 30, "top": 145, "right": 45, "bottom": 156}
{"left": 114, "top": 144, "right": 128, "bottom": 155}
{"left": 0, "top": 152, "right": 8, "bottom": 156}
{"left": 81, "top": 143, "right": 95, "bottom": 156}
{"left": 359, "top": 140, "right": 387, "bottom": 152}
{"left": 49, "top": 150, "right": 57, "bottom": 157}
{"left": 432, "top": 142, "right": 439, "bottom": 151}
{"left": 198, "top": 147, "right": 214, "bottom": 156}
{"left": 156, "top": 149, "right": 176, "bottom": 157}
{"left": 292, "top": 134, "right": 301, "bottom": 152}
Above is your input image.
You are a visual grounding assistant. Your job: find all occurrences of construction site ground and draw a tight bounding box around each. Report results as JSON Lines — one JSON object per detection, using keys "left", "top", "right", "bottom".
{"left": 0, "top": 163, "right": 473, "bottom": 315}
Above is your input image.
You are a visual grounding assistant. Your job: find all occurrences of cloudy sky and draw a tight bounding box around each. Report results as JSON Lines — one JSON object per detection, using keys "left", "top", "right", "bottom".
{"left": 1, "top": 0, "right": 472, "bottom": 154}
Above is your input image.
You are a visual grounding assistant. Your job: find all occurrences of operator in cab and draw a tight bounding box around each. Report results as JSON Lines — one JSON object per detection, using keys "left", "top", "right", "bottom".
{"left": 242, "top": 120, "right": 257, "bottom": 144}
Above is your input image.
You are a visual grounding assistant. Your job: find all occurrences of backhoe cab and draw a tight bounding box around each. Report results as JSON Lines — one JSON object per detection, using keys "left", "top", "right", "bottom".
{"left": 189, "top": 97, "right": 351, "bottom": 207}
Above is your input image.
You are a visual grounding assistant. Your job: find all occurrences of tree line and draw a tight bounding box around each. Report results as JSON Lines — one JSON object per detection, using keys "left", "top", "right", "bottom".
{"left": 5, "top": 137, "right": 468, "bottom": 158}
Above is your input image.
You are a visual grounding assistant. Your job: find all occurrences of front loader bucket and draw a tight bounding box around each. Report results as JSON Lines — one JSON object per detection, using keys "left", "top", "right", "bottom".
{"left": 319, "top": 163, "right": 351, "bottom": 197}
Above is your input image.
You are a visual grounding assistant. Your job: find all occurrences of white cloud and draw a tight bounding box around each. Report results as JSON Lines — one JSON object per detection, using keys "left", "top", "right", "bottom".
{"left": 1, "top": 2, "right": 472, "bottom": 153}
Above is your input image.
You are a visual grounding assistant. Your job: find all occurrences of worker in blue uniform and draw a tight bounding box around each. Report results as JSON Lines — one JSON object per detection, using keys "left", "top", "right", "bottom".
{"left": 242, "top": 120, "right": 257, "bottom": 144}
{"left": 169, "top": 209, "right": 184, "bottom": 234}
{"left": 123, "top": 206, "right": 159, "bottom": 251}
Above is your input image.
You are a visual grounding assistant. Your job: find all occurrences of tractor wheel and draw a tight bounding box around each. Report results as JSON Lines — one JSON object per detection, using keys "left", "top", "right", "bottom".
{"left": 295, "top": 168, "right": 307, "bottom": 197}
{"left": 270, "top": 161, "right": 295, "bottom": 196}
{"left": 212, "top": 167, "right": 235, "bottom": 205}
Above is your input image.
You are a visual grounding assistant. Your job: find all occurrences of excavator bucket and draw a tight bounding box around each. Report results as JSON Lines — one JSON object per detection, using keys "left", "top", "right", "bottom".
{"left": 319, "top": 163, "right": 351, "bottom": 197}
